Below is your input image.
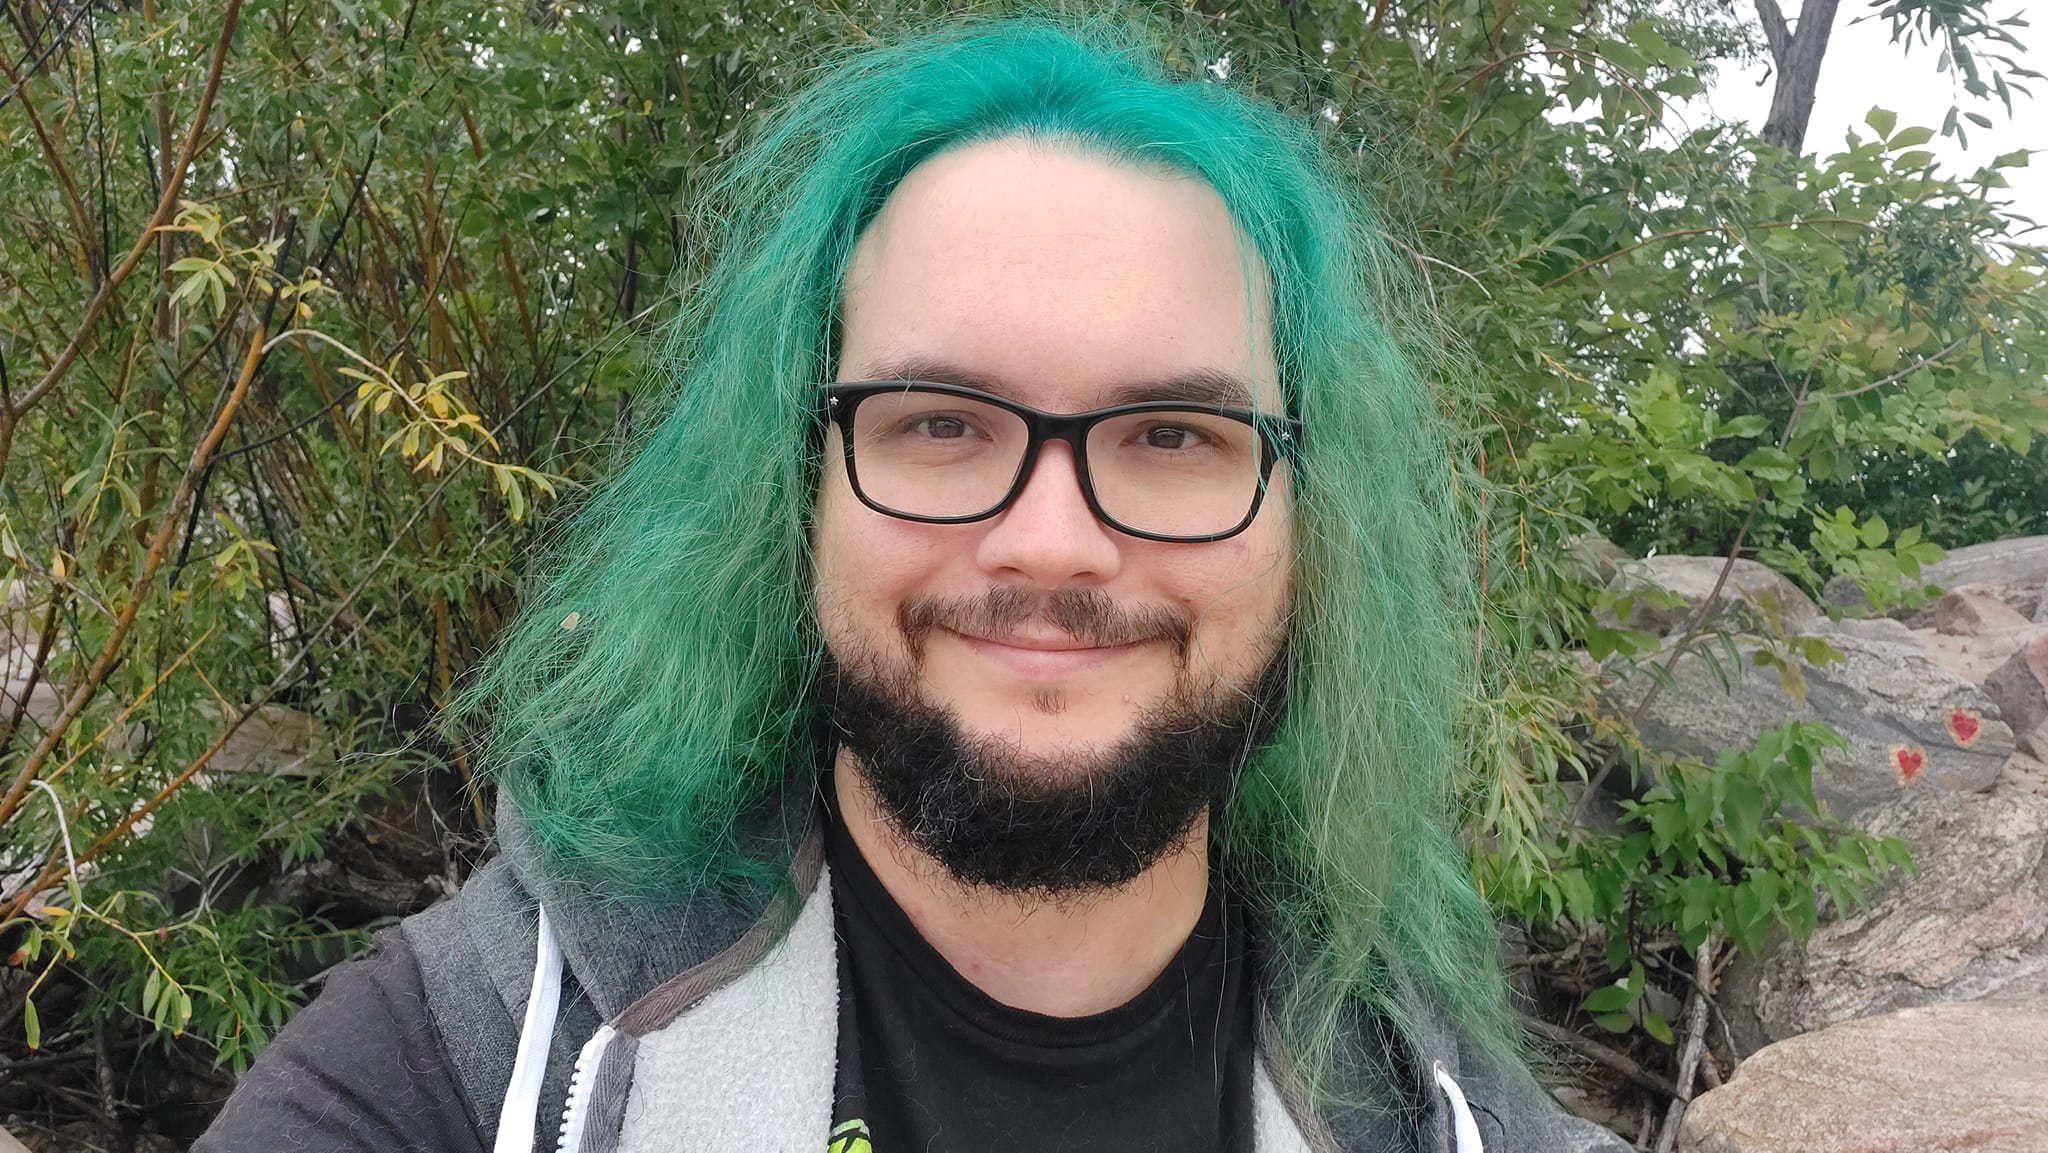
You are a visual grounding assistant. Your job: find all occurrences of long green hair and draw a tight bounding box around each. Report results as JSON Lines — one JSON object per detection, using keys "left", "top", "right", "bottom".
{"left": 457, "top": 11, "right": 1515, "bottom": 1109}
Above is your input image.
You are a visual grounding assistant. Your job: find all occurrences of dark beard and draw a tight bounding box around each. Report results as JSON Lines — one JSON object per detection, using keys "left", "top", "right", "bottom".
{"left": 818, "top": 639, "right": 1287, "bottom": 897}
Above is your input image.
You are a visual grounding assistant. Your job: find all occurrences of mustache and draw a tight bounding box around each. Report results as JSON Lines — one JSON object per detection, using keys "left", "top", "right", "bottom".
{"left": 898, "top": 586, "right": 1193, "bottom": 656}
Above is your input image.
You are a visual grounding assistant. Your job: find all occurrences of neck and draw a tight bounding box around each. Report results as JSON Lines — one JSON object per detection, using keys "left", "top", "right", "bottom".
{"left": 832, "top": 747, "right": 1210, "bottom": 1017}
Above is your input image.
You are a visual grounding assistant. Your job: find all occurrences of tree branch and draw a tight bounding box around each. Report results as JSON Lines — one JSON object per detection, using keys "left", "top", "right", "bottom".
{"left": 1522, "top": 1014, "right": 1683, "bottom": 1099}
{"left": 0, "top": 0, "right": 245, "bottom": 476}
{"left": 1822, "top": 332, "right": 1976, "bottom": 401}
{"left": 0, "top": 322, "right": 264, "bottom": 834}
{"left": 1752, "top": 0, "right": 1791, "bottom": 62}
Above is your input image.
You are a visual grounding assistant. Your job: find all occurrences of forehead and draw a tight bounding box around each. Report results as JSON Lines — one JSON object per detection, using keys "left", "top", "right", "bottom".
{"left": 837, "top": 138, "right": 1281, "bottom": 412}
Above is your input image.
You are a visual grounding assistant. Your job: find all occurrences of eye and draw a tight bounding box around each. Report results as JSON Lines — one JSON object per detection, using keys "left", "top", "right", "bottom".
{"left": 1137, "top": 423, "right": 1205, "bottom": 450}
{"left": 912, "top": 414, "right": 973, "bottom": 440}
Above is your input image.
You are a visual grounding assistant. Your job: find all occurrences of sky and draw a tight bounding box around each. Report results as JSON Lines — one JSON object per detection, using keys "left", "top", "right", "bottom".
{"left": 1694, "top": 0, "right": 2046, "bottom": 238}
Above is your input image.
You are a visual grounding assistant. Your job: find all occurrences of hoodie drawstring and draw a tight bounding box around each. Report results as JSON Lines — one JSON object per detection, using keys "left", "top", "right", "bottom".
{"left": 1432, "top": 1061, "right": 1485, "bottom": 1153}
{"left": 495, "top": 907, "right": 565, "bottom": 1153}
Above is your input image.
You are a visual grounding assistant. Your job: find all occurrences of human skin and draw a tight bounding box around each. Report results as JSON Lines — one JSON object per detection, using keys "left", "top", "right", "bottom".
{"left": 812, "top": 138, "right": 1294, "bottom": 1016}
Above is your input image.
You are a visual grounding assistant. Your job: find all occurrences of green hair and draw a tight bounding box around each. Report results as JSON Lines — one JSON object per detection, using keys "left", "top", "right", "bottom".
{"left": 458, "top": 11, "right": 1516, "bottom": 1111}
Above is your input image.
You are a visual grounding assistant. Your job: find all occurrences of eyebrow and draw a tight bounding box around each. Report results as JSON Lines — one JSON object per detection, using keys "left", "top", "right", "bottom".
{"left": 849, "top": 356, "right": 1258, "bottom": 409}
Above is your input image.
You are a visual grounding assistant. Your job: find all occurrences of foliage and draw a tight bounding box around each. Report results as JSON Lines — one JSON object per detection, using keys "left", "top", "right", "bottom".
{"left": 1483, "top": 720, "right": 1911, "bottom": 1040}
{"left": 0, "top": 0, "right": 2042, "bottom": 1140}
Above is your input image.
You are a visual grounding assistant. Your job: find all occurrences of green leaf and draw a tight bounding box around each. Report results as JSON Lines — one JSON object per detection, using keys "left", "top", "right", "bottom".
{"left": 1584, "top": 984, "right": 1636, "bottom": 1013}
{"left": 1716, "top": 414, "right": 1770, "bottom": 440}
{"left": 1722, "top": 776, "right": 1766, "bottom": 853}
{"left": 1738, "top": 447, "right": 1798, "bottom": 481}
{"left": 1890, "top": 125, "right": 1935, "bottom": 149}
{"left": 1642, "top": 1009, "right": 1675, "bottom": 1045}
{"left": 23, "top": 997, "right": 39, "bottom": 1050}
{"left": 1594, "top": 1012, "right": 1635, "bottom": 1034}
{"left": 1864, "top": 107, "right": 1897, "bottom": 140}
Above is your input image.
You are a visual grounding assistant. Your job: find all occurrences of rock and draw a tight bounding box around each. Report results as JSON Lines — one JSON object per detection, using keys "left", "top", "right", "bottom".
{"left": 1568, "top": 533, "right": 1632, "bottom": 585}
{"left": 1920, "top": 533, "right": 2048, "bottom": 597}
{"left": 1678, "top": 996, "right": 2048, "bottom": 1153}
{"left": 1901, "top": 534, "right": 2048, "bottom": 625}
{"left": 1820, "top": 574, "right": 1869, "bottom": 612}
{"left": 1613, "top": 555, "right": 1821, "bottom": 637}
{"left": 1913, "top": 624, "right": 2047, "bottom": 686}
{"left": 1617, "top": 632, "right": 2014, "bottom": 821}
{"left": 1985, "top": 632, "right": 2048, "bottom": 759}
{"left": 1718, "top": 789, "right": 2048, "bottom": 1052}
{"left": 201, "top": 704, "right": 335, "bottom": 778}
{"left": 1822, "top": 615, "right": 1915, "bottom": 645}
{"left": 2003, "top": 750, "right": 2048, "bottom": 797}
{"left": 1932, "top": 584, "right": 2035, "bottom": 636}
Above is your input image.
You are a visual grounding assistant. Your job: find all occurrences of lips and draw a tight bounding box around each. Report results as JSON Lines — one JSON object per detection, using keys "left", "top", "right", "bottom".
{"left": 942, "top": 627, "right": 1142, "bottom": 677}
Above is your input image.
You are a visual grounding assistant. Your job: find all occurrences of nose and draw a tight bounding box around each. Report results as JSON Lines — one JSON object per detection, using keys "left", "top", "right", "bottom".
{"left": 973, "top": 439, "right": 1123, "bottom": 585}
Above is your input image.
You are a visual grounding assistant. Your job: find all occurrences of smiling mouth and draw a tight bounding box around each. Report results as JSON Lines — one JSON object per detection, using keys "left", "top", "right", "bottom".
{"left": 941, "top": 627, "right": 1144, "bottom": 676}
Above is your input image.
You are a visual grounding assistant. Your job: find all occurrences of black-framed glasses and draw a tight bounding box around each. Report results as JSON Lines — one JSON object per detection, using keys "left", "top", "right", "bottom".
{"left": 820, "top": 381, "right": 1303, "bottom": 543}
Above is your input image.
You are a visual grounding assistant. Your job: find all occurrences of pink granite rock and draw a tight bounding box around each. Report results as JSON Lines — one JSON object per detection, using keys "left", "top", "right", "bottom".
{"left": 1933, "top": 584, "right": 2035, "bottom": 637}
{"left": 1680, "top": 997, "right": 2048, "bottom": 1153}
{"left": 1986, "top": 632, "right": 2048, "bottom": 759}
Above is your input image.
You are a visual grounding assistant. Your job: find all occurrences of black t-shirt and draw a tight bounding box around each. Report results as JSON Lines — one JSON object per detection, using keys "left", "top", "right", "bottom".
{"left": 825, "top": 809, "right": 1258, "bottom": 1153}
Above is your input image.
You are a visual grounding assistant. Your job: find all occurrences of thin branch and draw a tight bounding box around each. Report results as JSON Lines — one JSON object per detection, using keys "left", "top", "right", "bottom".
{"left": 1539, "top": 218, "right": 1876, "bottom": 290}
{"left": 1655, "top": 933, "right": 1721, "bottom": 1153}
{"left": 0, "top": 322, "right": 265, "bottom": 834}
{"left": 0, "top": 0, "right": 246, "bottom": 475}
{"left": 0, "top": 458, "right": 467, "bottom": 925}
{"left": 1522, "top": 1014, "right": 1682, "bottom": 1100}
{"left": 1821, "top": 332, "right": 1975, "bottom": 401}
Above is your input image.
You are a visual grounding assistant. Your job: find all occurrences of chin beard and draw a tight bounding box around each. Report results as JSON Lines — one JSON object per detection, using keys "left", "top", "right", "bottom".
{"left": 817, "top": 647, "right": 1288, "bottom": 897}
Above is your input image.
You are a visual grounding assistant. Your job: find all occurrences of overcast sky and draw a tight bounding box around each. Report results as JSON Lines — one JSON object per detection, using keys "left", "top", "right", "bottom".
{"left": 1694, "top": 0, "right": 2045, "bottom": 239}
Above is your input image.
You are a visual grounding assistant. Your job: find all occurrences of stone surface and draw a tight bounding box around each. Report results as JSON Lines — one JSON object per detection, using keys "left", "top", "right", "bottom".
{"left": 2003, "top": 750, "right": 2048, "bottom": 796}
{"left": 1912, "top": 623, "right": 2048, "bottom": 685}
{"left": 1932, "top": 585, "right": 2035, "bottom": 636}
{"left": 1618, "top": 632, "right": 2014, "bottom": 821}
{"left": 1921, "top": 533, "right": 2048, "bottom": 594}
{"left": 1614, "top": 555, "right": 1821, "bottom": 636}
{"left": 200, "top": 704, "right": 334, "bottom": 777}
{"left": 1985, "top": 632, "right": 2048, "bottom": 759}
{"left": 1719, "top": 789, "right": 2048, "bottom": 1052}
{"left": 1903, "top": 534, "right": 2048, "bottom": 624}
{"left": 1821, "top": 573, "right": 1869, "bottom": 612}
{"left": 1824, "top": 615, "right": 1916, "bottom": 645}
{"left": 1679, "top": 996, "right": 2048, "bottom": 1153}
{"left": 1569, "top": 533, "right": 1633, "bottom": 585}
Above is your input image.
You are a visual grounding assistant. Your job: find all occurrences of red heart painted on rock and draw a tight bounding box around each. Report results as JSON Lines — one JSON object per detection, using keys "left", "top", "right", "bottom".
{"left": 1946, "top": 707, "right": 1982, "bottom": 748}
{"left": 1891, "top": 743, "right": 1927, "bottom": 783}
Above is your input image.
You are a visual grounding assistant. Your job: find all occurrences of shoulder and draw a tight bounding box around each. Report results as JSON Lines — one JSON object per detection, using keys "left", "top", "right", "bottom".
{"left": 194, "top": 929, "right": 487, "bottom": 1153}
{"left": 1450, "top": 1034, "right": 1634, "bottom": 1153}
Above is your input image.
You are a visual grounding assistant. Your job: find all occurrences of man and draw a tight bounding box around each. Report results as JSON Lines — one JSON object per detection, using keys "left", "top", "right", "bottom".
{"left": 200, "top": 17, "right": 1628, "bottom": 1153}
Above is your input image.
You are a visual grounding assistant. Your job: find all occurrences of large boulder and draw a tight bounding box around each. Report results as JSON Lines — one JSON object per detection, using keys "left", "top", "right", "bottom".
{"left": 2003, "top": 749, "right": 2048, "bottom": 796}
{"left": 1911, "top": 534, "right": 2048, "bottom": 621}
{"left": 1678, "top": 996, "right": 2048, "bottom": 1153}
{"left": 1717, "top": 788, "right": 2048, "bottom": 1052}
{"left": 1615, "top": 632, "right": 2014, "bottom": 822}
{"left": 1612, "top": 555, "right": 1822, "bottom": 636}
{"left": 1912, "top": 622, "right": 2048, "bottom": 685}
{"left": 1985, "top": 631, "right": 2048, "bottom": 759}
{"left": 1931, "top": 585, "right": 2035, "bottom": 636}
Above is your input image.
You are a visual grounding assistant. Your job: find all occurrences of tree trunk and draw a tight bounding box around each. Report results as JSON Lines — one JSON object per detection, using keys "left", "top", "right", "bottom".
{"left": 1754, "top": 0, "right": 1844, "bottom": 154}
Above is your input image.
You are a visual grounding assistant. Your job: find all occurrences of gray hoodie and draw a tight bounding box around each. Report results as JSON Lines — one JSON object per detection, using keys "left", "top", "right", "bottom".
{"left": 368, "top": 785, "right": 1631, "bottom": 1153}
{"left": 193, "top": 777, "right": 1631, "bottom": 1153}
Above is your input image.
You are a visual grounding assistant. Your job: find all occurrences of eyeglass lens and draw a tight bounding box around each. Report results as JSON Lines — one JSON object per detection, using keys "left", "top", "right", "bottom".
{"left": 846, "top": 388, "right": 1268, "bottom": 538}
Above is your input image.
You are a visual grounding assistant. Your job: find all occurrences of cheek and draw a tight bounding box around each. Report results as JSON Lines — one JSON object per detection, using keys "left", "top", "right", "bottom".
{"left": 1168, "top": 511, "right": 1293, "bottom": 669}
{"left": 812, "top": 463, "right": 948, "bottom": 645}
